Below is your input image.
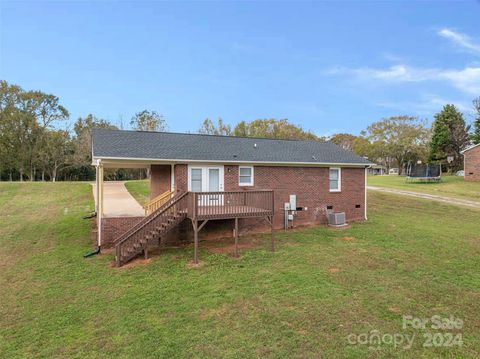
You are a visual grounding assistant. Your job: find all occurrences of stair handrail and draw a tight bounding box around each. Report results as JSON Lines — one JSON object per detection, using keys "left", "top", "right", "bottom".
{"left": 114, "top": 191, "right": 189, "bottom": 247}
{"left": 144, "top": 190, "right": 174, "bottom": 215}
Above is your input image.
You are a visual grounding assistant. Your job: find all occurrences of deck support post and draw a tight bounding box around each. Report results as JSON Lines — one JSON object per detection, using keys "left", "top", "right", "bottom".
{"left": 192, "top": 219, "right": 199, "bottom": 264}
{"left": 234, "top": 217, "right": 239, "bottom": 258}
{"left": 270, "top": 216, "right": 275, "bottom": 253}
{"left": 264, "top": 215, "right": 275, "bottom": 253}
{"left": 191, "top": 219, "right": 209, "bottom": 265}
{"left": 144, "top": 246, "right": 148, "bottom": 260}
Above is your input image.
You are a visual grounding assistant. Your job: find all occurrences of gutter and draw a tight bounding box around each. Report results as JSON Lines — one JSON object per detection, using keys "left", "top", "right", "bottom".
{"left": 92, "top": 156, "right": 373, "bottom": 168}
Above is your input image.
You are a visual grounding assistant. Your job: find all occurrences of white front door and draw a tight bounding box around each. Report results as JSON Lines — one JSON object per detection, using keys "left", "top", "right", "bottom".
{"left": 188, "top": 166, "right": 224, "bottom": 206}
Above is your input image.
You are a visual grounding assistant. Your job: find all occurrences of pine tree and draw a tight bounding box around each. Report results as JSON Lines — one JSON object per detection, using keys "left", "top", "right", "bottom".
{"left": 429, "top": 104, "right": 470, "bottom": 171}
{"left": 472, "top": 97, "right": 480, "bottom": 145}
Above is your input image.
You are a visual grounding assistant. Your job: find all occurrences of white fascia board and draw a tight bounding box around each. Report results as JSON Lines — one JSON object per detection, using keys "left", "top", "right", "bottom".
{"left": 460, "top": 143, "right": 480, "bottom": 154}
{"left": 92, "top": 156, "right": 372, "bottom": 168}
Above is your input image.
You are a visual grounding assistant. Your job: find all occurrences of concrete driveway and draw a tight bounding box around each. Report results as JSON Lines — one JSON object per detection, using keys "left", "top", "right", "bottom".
{"left": 92, "top": 181, "right": 145, "bottom": 217}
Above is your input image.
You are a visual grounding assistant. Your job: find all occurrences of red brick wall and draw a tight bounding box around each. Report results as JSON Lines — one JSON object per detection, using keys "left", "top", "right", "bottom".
{"left": 172, "top": 164, "right": 366, "bottom": 239}
{"left": 150, "top": 165, "right": 171, "bottom": 199}
{"left": 101, "top": 216, "right": 144, "bottom": 248}
{"left": 102, "top": 164, "right": 366, "bottom": 247}
{"left": 174, "top": 164, "right": 188, "bottom": 193}
{"left": 465, "top": 146, "right": 480, "bottom": 182}
{"left": 224, "top": 165, "right": 366, "bottom": 229}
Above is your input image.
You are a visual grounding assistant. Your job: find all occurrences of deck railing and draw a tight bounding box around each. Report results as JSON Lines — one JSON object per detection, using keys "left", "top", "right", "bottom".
{"left": 190, "top": 190, "right": 274, "bottom": 220}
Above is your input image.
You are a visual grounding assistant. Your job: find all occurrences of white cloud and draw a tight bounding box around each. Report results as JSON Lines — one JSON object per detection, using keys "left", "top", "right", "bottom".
{"left": 440, "top": 67, "right": 480, "bottom": 95}
{"left": 326, "top": 64, "right": 480, "bottom": 95}
{"left": 377, "top": 95, "right": 471, "bottom": 116}
{"left": 438, "top": 28, "right": 480, "bottom": 54}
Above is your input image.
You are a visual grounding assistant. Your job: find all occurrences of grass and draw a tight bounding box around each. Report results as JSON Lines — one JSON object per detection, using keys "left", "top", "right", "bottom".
{"left": 368, "top": 175, "right": 480, "bottom": 202}
{"left": 1, "top": 182, "right": 480, "bottom": 358}
{"left": 124, "top": 179, "right": 149, "bottom": 206}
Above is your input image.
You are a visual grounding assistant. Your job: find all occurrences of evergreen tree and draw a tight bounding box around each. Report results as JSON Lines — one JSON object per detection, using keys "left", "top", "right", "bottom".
{"left": 429, "top": 104, "right": 470, "bottom": 171}
{"left": 472, "top": 97, "right": 480, "bottom": 145}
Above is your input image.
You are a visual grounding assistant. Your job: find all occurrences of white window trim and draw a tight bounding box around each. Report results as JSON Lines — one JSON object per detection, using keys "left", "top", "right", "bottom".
{"left": 187, "top": 165, "right": 224, "bottom": 192}
{"left": 238, "top": 166, "right": 254, "bottom": 186}
{"left": 329, "top": 167, "right": 341, "bottom": 192}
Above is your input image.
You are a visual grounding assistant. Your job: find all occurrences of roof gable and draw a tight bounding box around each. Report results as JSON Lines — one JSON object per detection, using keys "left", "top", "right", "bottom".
{"left": 92, "top": 129, "right": 372, "bottom": 166}
{"left": 461, "top": 143, "right": 480, "bottom": 154}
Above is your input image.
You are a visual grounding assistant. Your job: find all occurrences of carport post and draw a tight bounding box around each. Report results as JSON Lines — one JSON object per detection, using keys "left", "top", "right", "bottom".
{"left": 96, "top": 160, "right": 104, "bottom": 248}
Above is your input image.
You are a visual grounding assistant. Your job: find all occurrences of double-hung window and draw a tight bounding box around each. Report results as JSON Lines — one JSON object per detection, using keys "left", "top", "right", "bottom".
{"left": 239, "top": 166, "right": 254, "bottom": 186}
{"left": 190, "top": 168, "right": 203, "bottom": 192}
{"left": 329, "top": 168, "right": 341, "bottom": 192}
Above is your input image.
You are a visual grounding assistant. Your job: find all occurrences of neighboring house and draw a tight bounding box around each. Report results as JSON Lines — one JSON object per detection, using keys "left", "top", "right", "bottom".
{"left": 461, "top": 144, "right": 480, "bottom": 182}
{"left": 92, "top": 129, "right": 372, "bottom": 266}
{"left": 368, "top": 164, "right": 387, "bottom": 176}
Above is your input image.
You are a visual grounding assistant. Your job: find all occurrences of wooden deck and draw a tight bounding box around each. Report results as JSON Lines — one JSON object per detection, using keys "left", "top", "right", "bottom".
{"left": 188, "top": 190, "right": 275, "bottom": 264}
{"left": 188, "top": 191, "right": 274, "bottom": 220}
{"left": 196, "top": 205, "right": 272, "bottom": 220}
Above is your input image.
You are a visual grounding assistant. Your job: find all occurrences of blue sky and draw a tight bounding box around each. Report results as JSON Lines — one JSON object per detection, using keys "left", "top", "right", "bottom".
{"left": 1, "top": 1, "right": 479, "bottom": 136}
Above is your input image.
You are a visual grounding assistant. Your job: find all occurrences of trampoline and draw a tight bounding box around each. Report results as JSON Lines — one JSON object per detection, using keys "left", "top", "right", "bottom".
{"left": 406, "top": 163, "right": 442, "bottom": 183}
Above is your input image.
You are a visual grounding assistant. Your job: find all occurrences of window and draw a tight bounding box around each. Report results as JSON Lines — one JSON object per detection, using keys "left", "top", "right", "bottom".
{"left": 188, "top": 165, "right": 225, "bottom": 192}
{"left": 208, "top": 168, "right": 219, "bottom": 191}
{"left": 239, "top": 166, "right": 254, "bottom": 186}
{"left": 329, "top": 168, "right": 341, "bottom": 192}
{"left": 191, "top": 168, "right": 202, "bottom": 192}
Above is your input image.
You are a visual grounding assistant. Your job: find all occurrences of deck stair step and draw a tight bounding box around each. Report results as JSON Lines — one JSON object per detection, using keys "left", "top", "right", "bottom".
{"left": 114, "top": 192, "right": 189, "bottom": 267}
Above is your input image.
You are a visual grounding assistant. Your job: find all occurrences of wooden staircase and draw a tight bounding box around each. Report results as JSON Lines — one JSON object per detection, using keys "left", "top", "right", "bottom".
{"left": 114, "top": 192, "right": 190, "bottom": 267}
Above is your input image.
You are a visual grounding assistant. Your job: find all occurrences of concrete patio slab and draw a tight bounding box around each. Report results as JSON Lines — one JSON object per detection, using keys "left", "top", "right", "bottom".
{"left": 92, "top": 181, "right": 145, "bottom": 217}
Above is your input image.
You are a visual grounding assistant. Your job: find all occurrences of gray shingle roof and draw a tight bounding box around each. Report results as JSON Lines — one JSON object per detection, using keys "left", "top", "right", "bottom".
{"left": 92, "top": 129, "right": 372, "bottom": 166}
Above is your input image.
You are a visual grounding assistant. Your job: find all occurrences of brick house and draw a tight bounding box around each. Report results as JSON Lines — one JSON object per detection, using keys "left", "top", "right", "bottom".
{"left": 462, "top": 144, "right": 480, "bottom": 182}
{"left": 91, "top": 129, "right": 372, "bottom": 266}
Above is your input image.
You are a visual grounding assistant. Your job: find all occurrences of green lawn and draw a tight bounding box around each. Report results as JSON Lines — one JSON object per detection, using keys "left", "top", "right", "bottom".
{"left": 124, "top": 179, "right": 149, "bottom": 206}
{"left": 1, "top": 182, "right": 480, "bottom": 358}
{"left": 368, "top": 175, "right": 480, "bottom": 202}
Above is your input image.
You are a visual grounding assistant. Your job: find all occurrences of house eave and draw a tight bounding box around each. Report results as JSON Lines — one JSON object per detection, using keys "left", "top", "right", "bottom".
{"left": 92, "top": 156, "right": 372, "bottom": 168}
{"left": 460, "top": 143, "right": 480, "bottom": 154}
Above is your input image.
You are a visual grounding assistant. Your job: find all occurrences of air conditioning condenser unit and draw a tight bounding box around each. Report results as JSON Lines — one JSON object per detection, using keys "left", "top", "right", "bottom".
{"left": 328, "top": 212, "right": 346, "bottom": 226}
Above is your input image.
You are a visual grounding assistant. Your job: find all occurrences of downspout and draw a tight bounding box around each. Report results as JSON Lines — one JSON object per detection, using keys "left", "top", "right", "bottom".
{"left": 364, "top": 166, "right": 370, "bottom": 221}
{"left": 85, "top": 159, "right": 103, "bottom": 258}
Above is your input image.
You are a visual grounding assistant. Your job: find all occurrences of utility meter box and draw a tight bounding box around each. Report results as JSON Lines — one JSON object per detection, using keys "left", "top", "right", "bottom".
{"left": 289, "top": 195, "right": 297, "bottom": 210}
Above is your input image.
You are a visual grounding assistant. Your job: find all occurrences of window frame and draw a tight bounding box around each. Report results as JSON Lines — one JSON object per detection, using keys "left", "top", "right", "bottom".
{"left": 187, "top": 165, "right": 224, "bottom": 192}
{"left": 238, "top": 166, "right": 254, "bottom": 186}
{"left": 329, "top": 167, "right": 341, "bottom": 192}
{"left": 189, "top": 167, "right": 203, "bottom": 192}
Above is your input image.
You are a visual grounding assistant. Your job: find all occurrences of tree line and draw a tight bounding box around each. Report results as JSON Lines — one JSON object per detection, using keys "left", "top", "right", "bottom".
{"left": 198, "top": 102, "right": 479, "bottom": 174}
{"left": 1, "top": 79, "right": 479, "bottom": 181}
{"left": 0, "top": 80, "right": 167, "bottom": 181}
{"left": 329, "top": 102, "right": 479, "bottom": 174}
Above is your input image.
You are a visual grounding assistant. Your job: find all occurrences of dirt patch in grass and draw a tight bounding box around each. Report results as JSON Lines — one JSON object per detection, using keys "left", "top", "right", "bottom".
{"left": 114, "top": 257, "right": 152, "bottom": 269}
{"left": 388, "top": 306, "right": 402, "bottom": 313}
{"left": 199, "top": 303, "right": 229, "bottom": 320}
{"left": 327, "top": 224, "right": 352, "bottom": 230}
{"left": 328, "top": 267, "right": 340, "bottom": 273}
{"left": 187, "top": 260, "right": 204, "bottom": 268}
{"left": 337, "top": 236, "right": 355, "bottom": 241}
{"left": 203, "top": 236, "right": 261, "bottom": 254}
{"left": 283, "top": 242, "right": 300, "bottom": 247}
